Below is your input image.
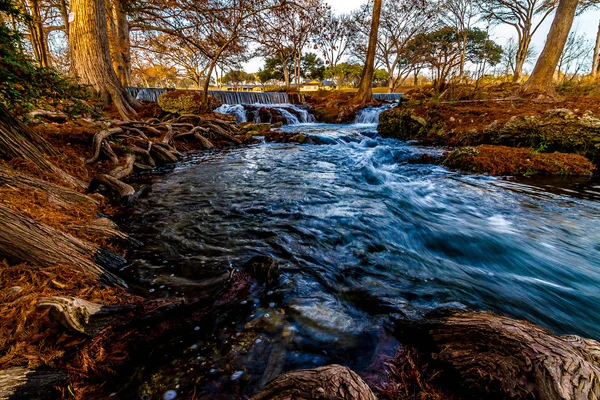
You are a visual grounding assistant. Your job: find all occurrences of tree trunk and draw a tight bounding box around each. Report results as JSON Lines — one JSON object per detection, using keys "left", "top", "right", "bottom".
{"left": 591, "top": 22, "right": 600, "bottom": 79}
{"left": 395, "top": 309, "right": 600, "bottom": 400}
{"left": 106, "top": 0, "right": 132, "bottom": 87}
{"left": 0, "top": 368, "right": 68, "bottom": 400}
{"left": 0, "top": 205, "right": 126, "bottom": 286}
{"left": 26, "top": 0, "right": 50, "bottom": 68}
{"left": 513, "top": 35, "right": 531, "bottom": 83}
{"left": 353, "top": 0, "right": 382, "bottom": 104}
{"left": 283, "top": 64, "right": 291, "bottom": 89}
{"left": 68, "top": 0, "right": 137, "bottom": 119}
{"left": 0, "top": 104, "right": 84, "bottom": 188}
{"left": 251, "top": 365, "right": 376, "bottom": 400}
{"left": 519, "top": 0, "right": 579, "bottom": 97}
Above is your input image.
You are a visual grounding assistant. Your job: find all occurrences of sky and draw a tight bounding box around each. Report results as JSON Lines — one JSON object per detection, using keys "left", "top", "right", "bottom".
{"left": 243, "top": 0, "right": 600, "bottom": 74}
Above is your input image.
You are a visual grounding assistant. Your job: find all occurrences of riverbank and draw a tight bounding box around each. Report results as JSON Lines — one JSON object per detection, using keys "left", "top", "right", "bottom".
{"left": 2, "top": 97, "right": 600, "bottom": 399}
{"left": 377, "top": 96, "right": 600, "bottom": 176}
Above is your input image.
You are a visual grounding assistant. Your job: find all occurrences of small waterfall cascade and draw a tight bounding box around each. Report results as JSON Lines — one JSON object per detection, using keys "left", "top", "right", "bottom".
{"left": 127, "top": 88, "right": 301, "bottom": 105}
{"left": 354, "top": 103, "right": 397, "bottom": 124}
{"left": 215, "top": 103, "right": 316, "bottom": 125}
{"left": 214, "top": 104, "right": 248, "bottom": 123}
{"left": 373, "top": 93, "right": 403, "bottom": 102}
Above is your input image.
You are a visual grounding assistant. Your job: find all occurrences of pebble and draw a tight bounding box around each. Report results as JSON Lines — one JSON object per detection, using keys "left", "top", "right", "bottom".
{"left": 269, "top": 302, "right": 275, "bottom": 308}
{"left": 190, "top": 344, "right": 198, "bottom": 350}
{"left": 267, "top": 290, "right": 273, "bottom": 295}
{"left": 264, "top": 313, "right": 270, "bottom": 318}
{"left": 163, "top": 390, "right": 177, "bottom": 400}
{"left": 255, "top": 338, "right": 262, "bottom": 344}
{"left": 149, "top": 288, "right": 155, "bottom": 293}
{"left": 194, "top": 326, "right": 200, "bottom": 331}
{"left": 241, "top": 300, "right": 247, "bottom": 305}
{"left": 210, "top": 368, "right": 216, "bottom": 373}
{"left": 231, "top": 371, "right": 244, "bottom": 381}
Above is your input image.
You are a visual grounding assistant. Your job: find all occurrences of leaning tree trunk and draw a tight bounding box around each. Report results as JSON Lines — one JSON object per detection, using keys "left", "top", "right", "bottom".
{"left": 68, "top": 0, "right": 137, "bottom": 119}
{"left": 519, "top": 0, "right": 579, "bottom": 97}
{"left": 591, "top": 22, "right": 600, "bottom": 79}
{"left": 353, "top": 0, "right": 382, "bottom": 105}
{"left": 0, "top": 104, "right": 84, "bottom": 188}
{"left": 106, "top": 0, "right": 132, "bottom": 87}
{"left": 395, "top": 309, "right": 600, "bottom": 400}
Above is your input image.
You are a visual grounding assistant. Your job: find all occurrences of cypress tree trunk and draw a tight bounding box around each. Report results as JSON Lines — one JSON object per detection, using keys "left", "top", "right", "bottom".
{"left": 353, "top": 0, "right": 382, "bottom": 104}
{"left": 0, "top": 104, "right": 83, "bottom": 188}
{"left": 591, "top": 22, "right": 600, "bottom": 79}
{"left": 106, "top": 0, "right": 132, "bottom": 86}
{"left": 519, "top": 0, "right": 578, "bottom": 97}
{"left": 68, "top": 0, "right": 137, "bottom": 119}
{"left": 26, "top": 0, "right": 50, "bottom": 68}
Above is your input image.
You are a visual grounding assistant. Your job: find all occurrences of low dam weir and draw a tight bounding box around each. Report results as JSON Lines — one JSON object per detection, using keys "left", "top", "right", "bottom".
{"left": 127, "top": 88, "right": 306, "bottom": 105}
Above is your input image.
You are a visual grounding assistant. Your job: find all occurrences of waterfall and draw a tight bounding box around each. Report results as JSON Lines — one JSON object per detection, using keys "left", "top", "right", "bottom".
{"left": 214, "top": 104, "right": 247, "bottom": 123}
{"left": 354, "top": 104, "right": 397, "bottom": 124}
{"left": 127, "top": 88, "right": 297, "bottom": 105}
{"left": 373, "top": 93, "right": 403, "bottom": 102}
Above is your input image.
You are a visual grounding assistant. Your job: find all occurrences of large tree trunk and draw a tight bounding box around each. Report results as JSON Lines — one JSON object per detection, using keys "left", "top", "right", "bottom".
{"left": 68, "top": 0, "right": 137, "bottom": 119}
{"left": 252, "top": 365, "right": 376, "bottom": 400}
{"left": 0, "top": 104, "right": 83, "bottom": 188}
{"left": 353, "top": 0, "right": 382, "bottom": 104}
{"left": 591, "top": 22, "right": 600, "bottom": 79}
{"left": 0, "top": 205, "right": 126, "bottom": 286}
{"left": 395, "top": 309, "right": 600, "bottom": 400}
{"left": 106, "top": 0, "right": 132, "bottom": 87}
{"left": 519, "top": 0, "right": 578, "bottom": 97}
{"left": 0, "top": 368, "right": 68, "bottom": 400}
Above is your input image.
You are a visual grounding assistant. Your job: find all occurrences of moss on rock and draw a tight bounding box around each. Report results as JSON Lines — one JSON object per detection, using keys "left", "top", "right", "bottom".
{"left": 157, "top": 90, "right": 222, "bottom": 114}
{"left": 443, "top": 145, "right": 595, "bottom": 176}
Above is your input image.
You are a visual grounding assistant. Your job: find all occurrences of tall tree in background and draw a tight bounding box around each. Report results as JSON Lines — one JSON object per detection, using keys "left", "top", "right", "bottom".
{"left": 479, "top": 0, "right": 556, "bottom": 82}
{"left": 591, "top": 22, "right": 600, "bottom": 79}
{"left": 354, "top": 0, "right": 382, "bottom": 104}
{"left": 520, "top": 0, "right": 578, "bottom": 96}
{"left": 69, "top": 0, "right": 138, "bottom": 119}
{"left": 443, "top": 0, "right": 476, "bottom": 82}
{"left": 20, "top": 0, "right": 51, "bottom": 67}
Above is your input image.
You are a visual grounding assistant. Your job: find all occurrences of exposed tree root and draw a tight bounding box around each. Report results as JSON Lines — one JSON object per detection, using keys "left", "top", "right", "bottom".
{"left": 394, "top": 309, "right": 600, "bottom": 400}
{"left": 0, "top": 205, "right": 126, "bottom": 286}
{"left": 252, "top": 364, "right": 377, "bottom": 400}
{"left": 88, "top": 174, "right": 135, "bottom": 205}
{"left": 0, "top": 367, "right": 68, "bottom": 400}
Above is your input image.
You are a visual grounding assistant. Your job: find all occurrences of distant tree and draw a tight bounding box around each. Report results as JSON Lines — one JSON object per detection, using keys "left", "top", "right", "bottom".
{"left": 478, "top": 0, "right": 557, "bottom": 82}
{"left": 501, "top": 37, "right": 536, "bottom": 79}
{"left": 556, "top": 31, "right": 593, "bottom": 83}
{"left": 442, "top": 0, "right": 478, "bottom": 82}
{"left": 325, "top": 62, "right": 363, "bottom": 87}
{"left": 312, "top": 11, "right": 353, "bottom": 69}
{"left": 591, "top": 22, "right": 600, "bottom": 78}
{"left": 373, "top": 68, "right": 389, "bottom": 86}
{"left": 301, "top": 53, "right": 325, "bottom": 80}
{"left": 222, "top": 69, "right": 253, "bottom": 89}
{"left": 407, "top": 26, "right": 502, "bottom": 91}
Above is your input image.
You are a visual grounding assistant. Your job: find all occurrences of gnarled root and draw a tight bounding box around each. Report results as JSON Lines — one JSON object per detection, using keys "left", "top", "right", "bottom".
{"left": 252, "top": 364, "right": 376, "bottom": 400}
{"left": 88, "top": 174, "right": 135, "bottom": 205}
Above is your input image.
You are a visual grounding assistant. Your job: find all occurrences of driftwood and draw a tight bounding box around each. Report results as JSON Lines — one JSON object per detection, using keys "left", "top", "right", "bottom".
{"left": 88, "top": 174, "right": 135, "bottom": 204}
{"left": 394, "top": 309, "right": 600, "bottom": 400}
{"left": 37, "top": 296, "right": 136, "bottom": 336}
{"left": 0, "top": 367, "right": 67, "bottom": 400}
{"left": 0, "top": 165, "right": 96, "bottom": 209}
{"left": 251, "top": 365, "right": 376, "bottom": 400}
{"left": 0, "top": 205, "right": 126, "bottom": 286}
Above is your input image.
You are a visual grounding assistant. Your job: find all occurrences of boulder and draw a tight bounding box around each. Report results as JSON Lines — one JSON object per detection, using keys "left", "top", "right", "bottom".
{"left": 157, "top": 90, "right": 222, "bottom": 114}
{"left": 240, "top": 123, "right": 272, "bottom": 134}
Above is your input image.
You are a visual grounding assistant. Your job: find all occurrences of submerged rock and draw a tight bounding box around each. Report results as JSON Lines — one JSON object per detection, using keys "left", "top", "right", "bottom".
{"left": 240, "top": 123, "right": 272, "bottom": 134}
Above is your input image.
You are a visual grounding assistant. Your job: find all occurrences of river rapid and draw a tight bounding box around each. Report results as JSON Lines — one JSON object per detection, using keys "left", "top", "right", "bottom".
{"left": 120, "top": 117, "right": 600, "bottom": 398}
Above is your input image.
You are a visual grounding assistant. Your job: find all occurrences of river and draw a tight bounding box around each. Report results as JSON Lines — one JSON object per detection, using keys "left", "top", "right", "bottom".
{"left": 120, "top": 116, "right": 600, "bottom": 399}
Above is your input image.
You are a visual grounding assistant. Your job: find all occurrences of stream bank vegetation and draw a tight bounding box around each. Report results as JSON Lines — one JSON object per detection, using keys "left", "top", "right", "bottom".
{"left": 1, "top": 0, "right": 600, "bottom": 398}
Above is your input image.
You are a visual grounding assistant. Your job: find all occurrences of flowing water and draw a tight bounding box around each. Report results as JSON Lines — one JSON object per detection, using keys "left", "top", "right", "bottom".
{"left": 120, "top": 117, "right": 600, "bottom": 398}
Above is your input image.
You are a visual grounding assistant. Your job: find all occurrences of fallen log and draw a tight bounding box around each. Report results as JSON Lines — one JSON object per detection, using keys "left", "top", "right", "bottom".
{"left": 0, "top": 205, "right": 126, "bottom": 286}
{"left": 394, "top": 309, "right": 600, "bottom": 400}
{"left": 251, "top": 364, "right": 376, "bottom": 400}
{"left": 88, "top": 174, "right": 135, "bottom": 204}
{"left": 0, "top": 367, "right": 68, "bottom": 400}
{"left": 37, "top": 296, "right": 137, "bottom": 336}
{"left": 0, "top": 165, "right": 96, "bottom": 209}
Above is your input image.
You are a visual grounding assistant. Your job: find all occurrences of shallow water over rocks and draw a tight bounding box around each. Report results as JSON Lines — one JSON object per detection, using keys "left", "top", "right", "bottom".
{"left": 120, "top": 122, "right": 600, "bottom": 398}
